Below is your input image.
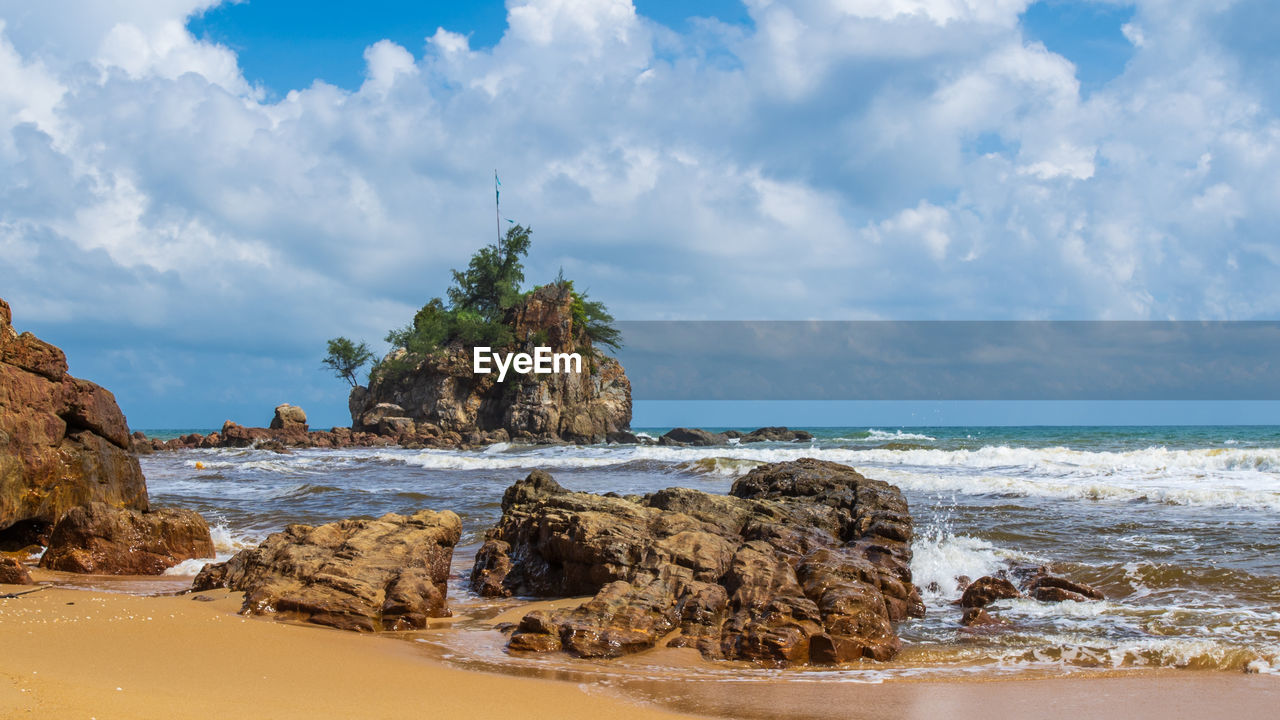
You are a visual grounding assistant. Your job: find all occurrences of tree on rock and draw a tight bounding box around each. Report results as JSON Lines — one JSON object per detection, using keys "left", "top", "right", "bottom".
{"left": 323, "top": 337, "right": 374, "bottom": 387}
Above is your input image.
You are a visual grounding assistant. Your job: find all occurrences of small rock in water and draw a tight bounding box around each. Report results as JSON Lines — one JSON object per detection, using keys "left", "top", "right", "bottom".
{"left": 960, "top": 607, "right": 1001, "bottom": 627}
{"left": 959, "top": 576, "right": 1022, "bottom": 608}
{"left": 1024, "top": 572, "right": 1105, "bottom": 602}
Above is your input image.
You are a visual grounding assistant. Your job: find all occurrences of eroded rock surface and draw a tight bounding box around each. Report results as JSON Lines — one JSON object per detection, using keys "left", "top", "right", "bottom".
{"left": 39, "top": 502, "right": 214, "bottom": 575}
{"left": 1, "top": 298, "right": 148, "bottom": 535}
{"left": 470, "top": 459, "right": 924, "bottom": 665}
{"left": 193, "top": 509, "right": 461, "bottom": 632}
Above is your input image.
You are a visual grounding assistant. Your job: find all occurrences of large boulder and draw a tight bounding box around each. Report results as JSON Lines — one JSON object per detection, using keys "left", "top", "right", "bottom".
{"left": 0, "top": 298, "right": 148, "bottom": 541}
{"left": 349, "top": 285, "right": 631, "bottom": 444}
{"left": 193, "top": 509, "right": 462, "bottom": 632}
{"left": 471, "top": 459, "right": 924, "bottom": 665}
{"left": 39, "top": 502, "right": 214, "bottom": 575}
{"left": 269, "top": 403, "right": 308, "bottom": 431}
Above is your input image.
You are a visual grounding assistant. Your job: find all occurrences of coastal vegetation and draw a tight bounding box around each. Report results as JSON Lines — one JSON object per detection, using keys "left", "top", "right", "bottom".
{"left": 324, "top": 224, "right": 620, "bottom": 385}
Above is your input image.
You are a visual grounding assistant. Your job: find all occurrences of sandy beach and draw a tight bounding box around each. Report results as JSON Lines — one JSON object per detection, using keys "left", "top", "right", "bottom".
{"left": 3, "top": 582, "right": 1277, "bottom": 720}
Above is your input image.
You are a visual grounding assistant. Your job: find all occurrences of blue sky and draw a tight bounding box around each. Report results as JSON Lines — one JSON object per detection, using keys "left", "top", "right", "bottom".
{"left": 2, "top": 0, "right": 1279, "bottom": 429}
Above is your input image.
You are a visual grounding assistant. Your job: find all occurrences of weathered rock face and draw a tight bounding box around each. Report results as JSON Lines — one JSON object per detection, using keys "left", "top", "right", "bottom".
{"left": 0, "top": 298, "right": 148, "bottom": 538}
{"left": 39, "top": 502, "right": 214, "bottom": 575}
{"left": 471, "top": 459, "right": 924, "bottom": 665}
{"left": 193, "top": 509, "right": 461, "bottom": 632}
{"left": 350, "top": 285, "right": 631, "bottom": 444}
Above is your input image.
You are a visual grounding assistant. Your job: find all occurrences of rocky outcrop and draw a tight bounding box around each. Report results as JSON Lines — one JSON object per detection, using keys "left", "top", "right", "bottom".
{"left": 0, "top": 556, "right": 32, "bottom": 585}
{"left": 0, "top": 298, "right": 148, "bottom": 540}
{"left": 350, "top": 285, "right": 631, "bottom": 445}
{"left": 470, "top": 459, "right": 924, "bottom": 665}
{"left": 193, "top": 509, "right": 461, "bottom": 632}
{"left": 39, "top": 502, "right": 214, "bottom": 575}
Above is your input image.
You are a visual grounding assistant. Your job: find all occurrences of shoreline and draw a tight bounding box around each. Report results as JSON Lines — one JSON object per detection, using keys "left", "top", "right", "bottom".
{"left": 3, "top": 584, "right": 1277, "bottom": 720}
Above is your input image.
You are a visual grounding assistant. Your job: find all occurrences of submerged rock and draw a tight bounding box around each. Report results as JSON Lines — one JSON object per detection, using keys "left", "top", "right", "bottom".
{"left": 39, "top": 502, "right": 214, "bottom": 575}
{"left": 470, "top": 459, "right": 924, "bottom": 665}
{"left": 0, "top": 298, "right": 148, "bottom": 536}
{"left": 193, "top": 509, "right": 461, "bottom": 632}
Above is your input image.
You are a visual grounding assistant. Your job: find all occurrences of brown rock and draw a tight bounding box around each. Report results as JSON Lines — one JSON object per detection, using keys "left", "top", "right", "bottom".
{"left": 959, "top": 576, "right": 1022, "bottom": 608}
{"left": 269, "top": 403, "right": 308, "bottom": 431}
{"left": 39, "top": 502, "right": 214, "bottom": 575}
{"left": 470, "top": 459, "right": 923, "bottom": 665}
{"left": 960, "top": 607, "right": 1001, "bottom": 627}
{"left": 192, "top": 509, "right": 461, "bottom": 632}
{"left": 0, "top": 556, "right": 32, "bottom": 585}
{"left": 1025, "top": 572, "right": 1104, "bottom": 602}
{"left": 1, "top": 299, "right": 148, "bottom": 536}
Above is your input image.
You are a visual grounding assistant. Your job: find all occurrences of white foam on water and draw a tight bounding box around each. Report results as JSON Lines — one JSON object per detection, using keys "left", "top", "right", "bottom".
{"left": 162, "top": 442, "right": 1280, "bottom": 511}
{"left": 910, "top": 531, "right": 1017, "bottom": 605}
{"left": 162, "top": 558, "right": 219, "bottom": 576}
{"left": 863, "top": 429, "right": 937, "bottom": 442}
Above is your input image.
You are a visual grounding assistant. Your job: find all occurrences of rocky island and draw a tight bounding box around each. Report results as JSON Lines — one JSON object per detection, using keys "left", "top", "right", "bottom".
{"left": 333, "top": 224, "right": 632, "bottom": 446}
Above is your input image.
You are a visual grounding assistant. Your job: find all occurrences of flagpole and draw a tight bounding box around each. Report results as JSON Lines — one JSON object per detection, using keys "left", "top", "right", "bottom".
{"left": 494, "top": 169, "right": 502, "bottom": 252}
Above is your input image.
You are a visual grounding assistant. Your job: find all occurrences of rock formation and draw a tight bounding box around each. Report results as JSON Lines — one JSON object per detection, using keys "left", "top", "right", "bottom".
{"left": 193, "top": 509, "right": 461, "bottom": 632}
{"left": 0, "top": 298, "right": 148, "bottom": 545}
{"left": 269, "top": 403, "right": 307, "bottom": 431}
{"left": 39, "top": 502, "right": 214, "bottom": 575}
{"left": 349, "top": 285, "right": 631, "bottom": 445}
{"left": 470, "top": 459, "right": 924, "bottom": 665}
{"left": 0, "top": 556, "right": 32, "bottom": 585}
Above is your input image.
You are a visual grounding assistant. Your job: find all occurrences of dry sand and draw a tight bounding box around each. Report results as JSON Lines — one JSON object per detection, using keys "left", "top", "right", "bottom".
{"left": 0, "top": 585, "right": 695, "bottom": 720}
{"left": 2, "top": 583, "right": 1277, "bottom": 720}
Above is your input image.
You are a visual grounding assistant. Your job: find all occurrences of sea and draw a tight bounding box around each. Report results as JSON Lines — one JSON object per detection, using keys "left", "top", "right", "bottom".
{"left": 133, "top": 425, "right": 1280, "bottom": 680}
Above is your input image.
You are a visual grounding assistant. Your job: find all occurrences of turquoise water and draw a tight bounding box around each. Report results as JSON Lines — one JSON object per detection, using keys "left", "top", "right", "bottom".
{"left": 138, "top": 425, "right": 1280, "bottom": 677}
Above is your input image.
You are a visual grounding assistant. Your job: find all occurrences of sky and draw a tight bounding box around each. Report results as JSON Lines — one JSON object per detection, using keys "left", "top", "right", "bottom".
{"left": 1, "top": 0, "right": 1278, "bottom": 428}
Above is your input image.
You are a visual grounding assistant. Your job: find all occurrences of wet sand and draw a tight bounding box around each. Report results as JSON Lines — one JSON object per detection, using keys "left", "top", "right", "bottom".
{"left": 2, "top": 582, "right": 1277, "bottom": 720}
